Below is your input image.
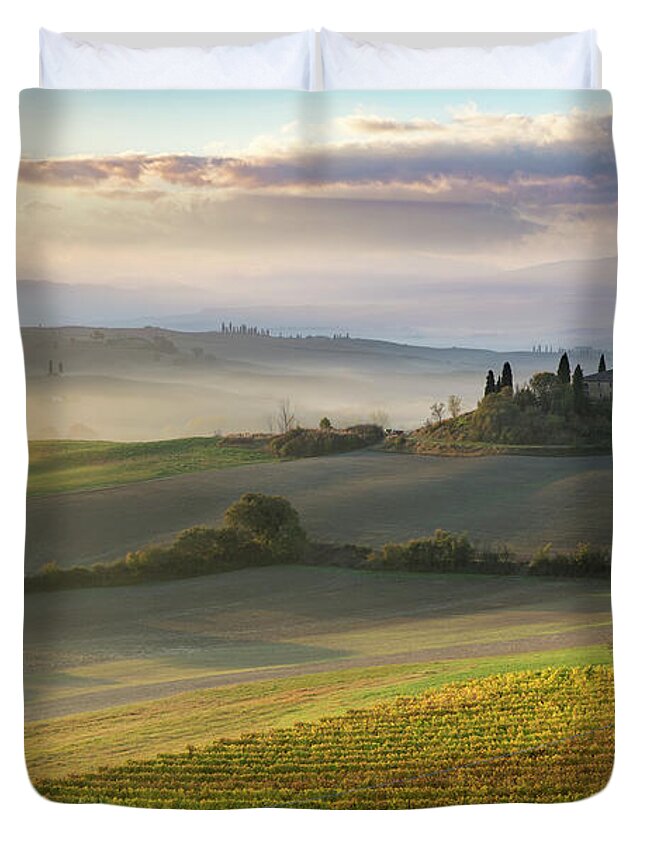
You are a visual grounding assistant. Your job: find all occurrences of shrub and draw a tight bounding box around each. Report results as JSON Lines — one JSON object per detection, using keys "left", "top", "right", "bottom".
{"left": 25, "top": 562, "right": 93, "bottom": 592}
{"left": 270, "top": 424, "right": 384, "bottom": 459}
{"left": 223, "top": 493, "right": 306, "bottom": 561}
{"left": 528, "top": 542, "right": 611, "bottom": 577}
{"left": 134, "top": 526, "right": 269, "bottom": 577}
{"left": 123, "top": 545, "right": 171, "bottom": 578}
{"left": 475, "top": 544, "right": 517, "bottom": 573}
{"left": 25, "top": 494, "right": 307, "bottom": 593}
{"left": 384, "top": 433, "right": 407, "bottom": 450}
{"left": 379, "top": 529, "right": 475, "bottom": 572}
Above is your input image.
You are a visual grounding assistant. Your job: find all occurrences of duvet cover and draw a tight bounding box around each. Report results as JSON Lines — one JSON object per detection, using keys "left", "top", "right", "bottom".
{"left": 18, "top": 89, "right": 616, "bottom": 808}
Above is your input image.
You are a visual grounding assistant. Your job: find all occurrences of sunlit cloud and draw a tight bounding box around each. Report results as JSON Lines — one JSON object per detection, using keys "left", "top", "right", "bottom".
{"left": 16, "top": 101, "right": 617, "bottom": 334}
{"left": 340, "top": 114, "right": 443, "bottom": 134}
{"left": 18, "top": 108, "right": 616, "bottom": 209}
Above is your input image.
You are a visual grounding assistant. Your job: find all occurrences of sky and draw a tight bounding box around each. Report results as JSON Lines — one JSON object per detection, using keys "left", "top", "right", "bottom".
{"left": 17, "top": 89, "right": 617, "bottom": 349}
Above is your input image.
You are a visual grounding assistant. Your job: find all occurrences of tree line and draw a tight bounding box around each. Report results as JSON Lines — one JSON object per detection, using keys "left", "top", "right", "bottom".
{"left": 26, "top": 493, "right": 610, "bottom": 593}
{"left": 220, "top": 322, "right": 272, "bottom": 336}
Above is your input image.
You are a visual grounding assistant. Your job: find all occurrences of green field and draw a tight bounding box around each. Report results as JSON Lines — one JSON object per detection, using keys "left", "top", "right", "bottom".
{"left": 27, "top": 437, "right": 274, "bottom": 496}
{"left": 35, "top": 666, "right": 614, "bottom": 808}
{"left": 25, "top": 565, "right": 612, "bottom": 780}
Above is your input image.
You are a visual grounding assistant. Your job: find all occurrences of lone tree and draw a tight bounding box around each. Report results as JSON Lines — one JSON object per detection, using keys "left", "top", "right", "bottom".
{"left": 557, "top": 352, "right": 571, "bottom": 385}
{"left": 501, "top": 361, "right": 513, "bottom": 391}
{"left": 319, "top": 417, "right": 332, "bottom": 430}
{"left": 447, "top": 394, "right": 463, "bottom": 419}
{"left": 223, "top": 493, "right": 306, "bottom": 561}
{"left": 430, "top": 401, "right": 446, "bottom": 425}
{"left": 598, "top": 353, "right": 607, "bottom": 372}
{"left": 276, "top": 399, "right": 296, "bottom": 433}
{"left": 572, "top": 364, "right": 586, "bottom": 413}
{"left": 484, "top": 370, "right": 496, "bottom": 396}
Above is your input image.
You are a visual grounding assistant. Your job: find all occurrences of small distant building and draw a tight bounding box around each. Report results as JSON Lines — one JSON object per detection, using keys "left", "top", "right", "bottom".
{"left": 584, "top": 369, "right": 613, "bottom": 401}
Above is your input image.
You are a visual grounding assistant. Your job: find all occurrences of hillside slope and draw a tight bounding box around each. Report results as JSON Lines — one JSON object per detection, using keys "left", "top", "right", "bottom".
{"left": 35, "top": 666, "right": 614, "bottom": 808}
{"left": 393, "top": 394, "right": 612, "bottom": 456}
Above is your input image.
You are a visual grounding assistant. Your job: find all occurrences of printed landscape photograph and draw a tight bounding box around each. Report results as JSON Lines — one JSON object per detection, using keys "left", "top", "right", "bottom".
{"left": 18, "top": 88, "right": 616, "bottom": 808}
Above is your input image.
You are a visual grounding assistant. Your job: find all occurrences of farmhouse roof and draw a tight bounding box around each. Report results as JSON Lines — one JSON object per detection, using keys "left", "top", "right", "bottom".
{"left": 584, "top": 369, "right": 613, "bottom": 382}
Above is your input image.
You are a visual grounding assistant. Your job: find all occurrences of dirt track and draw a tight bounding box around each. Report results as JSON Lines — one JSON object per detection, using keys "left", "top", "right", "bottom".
{"left": 24, "top": 450, "right": 612, "bottom": 572}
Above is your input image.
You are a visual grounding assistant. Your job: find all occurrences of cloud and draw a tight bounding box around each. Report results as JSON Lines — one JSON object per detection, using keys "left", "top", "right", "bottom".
{"left": 18, "top": 154, "right": 236, "bottom": 190}
{"left": 16, "top": 106, "right": 617, "bottom": 287}
{"left": 341, "top": 115, "right": 443, "bottom": 134}
{"left": 339, "top": 106, "right": 612, "bottom": 148}
{"left": 19, "top": 156, "right": 147, "bottom": 187}
{"left": 148, "top": 155, "right": 238, "bottom": 187}
{"left": 18, "top": 108, "right": 616, "bottom": 209}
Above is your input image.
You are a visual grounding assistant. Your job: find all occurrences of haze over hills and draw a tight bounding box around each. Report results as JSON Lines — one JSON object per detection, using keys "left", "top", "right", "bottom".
{"left": 17, "top": 256, "right": 616, "bottom": 351}
{"left": 21, "top": 325, "right": 610, "bottom": 441}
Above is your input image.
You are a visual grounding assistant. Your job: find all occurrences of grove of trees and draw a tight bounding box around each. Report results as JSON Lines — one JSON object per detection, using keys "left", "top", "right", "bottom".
{"left": 477, "top": 354, "right": 610, "bottom": 443}
{"left": 416, "top": 353, "right": 612, "bottom": 448}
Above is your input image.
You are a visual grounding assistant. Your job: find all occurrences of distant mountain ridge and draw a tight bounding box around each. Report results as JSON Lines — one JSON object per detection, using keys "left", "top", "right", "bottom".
{"left": 17, "top": 255, "right": 616, "bottom": 351}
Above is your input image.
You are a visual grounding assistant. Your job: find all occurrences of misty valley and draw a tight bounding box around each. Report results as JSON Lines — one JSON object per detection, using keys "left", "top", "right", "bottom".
{"left": 22, "top": 325, "right": 609, "bottom": 441}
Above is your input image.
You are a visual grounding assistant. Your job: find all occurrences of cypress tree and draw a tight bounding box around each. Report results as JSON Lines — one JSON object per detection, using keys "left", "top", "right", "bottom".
{"left": 496, "top": 375, "right": 502, "bottom": 393}
{"left": 484, "top": 370, "right": 496, "bottom": 396}
{"left": 501, "top": 361, "right": 513, "bottom": 390}
{"left": 598, "top": 353, "right": 607, "bottom": 372}
{"left": 572, "top": 364, "right": 586, "bottom": 413}
{"left": 557, "top": 352, "right": 571, "bottom": 384}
